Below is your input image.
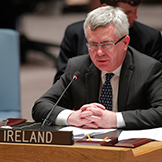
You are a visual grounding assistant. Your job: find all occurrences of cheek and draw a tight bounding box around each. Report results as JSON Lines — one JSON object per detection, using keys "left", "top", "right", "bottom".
{"left": 89, "top": 51, "right": 95, "bottom": 61}
{"left": 109, "top": 50, "right": 118, "bottom": 60}
{"left": 111, "top": 50, "right": 124, "bottom": 64}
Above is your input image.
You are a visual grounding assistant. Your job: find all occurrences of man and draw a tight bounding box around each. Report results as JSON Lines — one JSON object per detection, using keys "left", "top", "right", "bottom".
{"left": 54, "top": 0, "right": 162, "bottom": 83}
{"left": 32, "top": 6, "right": 162, "bottom": 130}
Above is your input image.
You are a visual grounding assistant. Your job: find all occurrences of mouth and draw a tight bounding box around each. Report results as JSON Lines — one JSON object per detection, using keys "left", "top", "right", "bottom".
{"left": 97, "top": 59, "right": 109, "bottom": 63}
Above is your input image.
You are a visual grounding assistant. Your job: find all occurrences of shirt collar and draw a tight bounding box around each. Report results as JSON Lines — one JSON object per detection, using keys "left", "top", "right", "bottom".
{"left": 101, "top": 64, "right": 122, "bottom": 77}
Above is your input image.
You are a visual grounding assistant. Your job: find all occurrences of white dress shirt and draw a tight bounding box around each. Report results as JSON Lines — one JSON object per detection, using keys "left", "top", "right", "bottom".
{"left": 101, "top": 66, "right": 125, "bottom": 128}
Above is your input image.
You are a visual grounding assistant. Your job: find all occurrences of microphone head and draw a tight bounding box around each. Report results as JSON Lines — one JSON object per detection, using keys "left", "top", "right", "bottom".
{"left": 73, "top": 71, "right": 80, "bottom": 80}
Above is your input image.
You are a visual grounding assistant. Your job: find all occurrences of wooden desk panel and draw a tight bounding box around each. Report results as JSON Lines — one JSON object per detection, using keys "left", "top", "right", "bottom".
{"left": 0, "top": 141, "right": 162, "bottom": 162}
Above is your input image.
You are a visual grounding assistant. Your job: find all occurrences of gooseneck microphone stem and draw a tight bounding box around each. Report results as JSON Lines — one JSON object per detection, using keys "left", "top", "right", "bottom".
{"left": 41, "top": 71, "right": 80, "bottom": 130}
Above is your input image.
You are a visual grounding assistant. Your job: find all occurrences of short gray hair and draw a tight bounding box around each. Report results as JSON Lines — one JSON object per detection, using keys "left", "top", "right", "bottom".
{"left": 84, "top": 6, "right": 129, "bottom": 38}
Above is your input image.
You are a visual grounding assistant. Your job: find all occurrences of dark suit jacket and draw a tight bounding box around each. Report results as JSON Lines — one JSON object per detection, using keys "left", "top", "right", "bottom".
{"left": 33, "top": 46, "right": 162, "bottom": 130}
{"left": 54, "top": 20, "right": 162, "bottom": 83}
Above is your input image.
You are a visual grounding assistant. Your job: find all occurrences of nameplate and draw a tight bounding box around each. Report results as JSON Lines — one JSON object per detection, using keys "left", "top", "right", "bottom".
{"left": 0, "top": 129, "right": 74, "bottom": 145}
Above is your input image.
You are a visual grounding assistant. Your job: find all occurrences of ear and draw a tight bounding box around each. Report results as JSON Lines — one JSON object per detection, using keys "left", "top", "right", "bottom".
{"left": 123, "top": 35, "right": 130, "bottom": 50}
{"left": 101, "top": 3, "right": 108, "bottom": 7}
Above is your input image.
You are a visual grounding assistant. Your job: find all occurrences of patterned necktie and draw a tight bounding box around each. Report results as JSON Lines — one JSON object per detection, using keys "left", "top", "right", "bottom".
{"left": 100, "top": 73, "right": 114, "bottom": 110}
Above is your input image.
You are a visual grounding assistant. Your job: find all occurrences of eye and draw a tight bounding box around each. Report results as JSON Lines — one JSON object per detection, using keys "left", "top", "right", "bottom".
{"left": 91, "top": 43, "right": 98, "bottom": 46}
{"left": 102, "top": 43, "right": 111, "bottom": 47}
{"left": 103, "top": 43, "right": 111, "bottom": 45}
{"left": 102, "top": 43, "right": 114, "bottom": 49}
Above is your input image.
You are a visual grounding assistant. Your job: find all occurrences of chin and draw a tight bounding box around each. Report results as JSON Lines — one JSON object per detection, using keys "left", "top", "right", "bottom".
{"left": 96, "top": 63, "right": 108, "bottom": 71}
{"left": 98, "top": 66, "right": 109, "bottom": 72}
{"left": 129, "top": 21, "right": 134, "bottom": 28}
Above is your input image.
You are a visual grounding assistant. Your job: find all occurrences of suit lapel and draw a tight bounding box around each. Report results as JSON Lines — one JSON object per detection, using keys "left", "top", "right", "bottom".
{"left": 118, "top": 49, "right": 134, "bottom": 111}
{"left": 85, "top": 63, "right": 101, "bottom": 103}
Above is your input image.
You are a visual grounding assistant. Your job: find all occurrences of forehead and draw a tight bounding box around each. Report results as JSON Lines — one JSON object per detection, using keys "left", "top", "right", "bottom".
{"left": 117, "top": 2, "right": 138, "bottom": 12}
{"left": 87, "top": 23, "right": 117, "bottom": 41}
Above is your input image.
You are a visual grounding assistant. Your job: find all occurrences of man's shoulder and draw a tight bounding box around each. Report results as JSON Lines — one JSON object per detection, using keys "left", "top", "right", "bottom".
{"left": 66, "top": 20, "right": 84, "bottom": 31}
{"left": 67, "top": 55, "right": 93, "bottom": 72}
{"left": 63, "top": 20, "right": 85, "bottom": 38}
{"left": 131, "top": 21, "right": 160, "bottom": 35}
{"left": 69, "top": 54, "right": 90, "bottom": 62}
{"left": 128, "top": 46, "right": 161, "bottom": 64}
{"left": 129, "top": 21, "right": 161, "bottom": 58}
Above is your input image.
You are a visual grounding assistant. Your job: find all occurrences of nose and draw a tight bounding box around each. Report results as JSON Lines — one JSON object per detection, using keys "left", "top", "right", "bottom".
{"left": 96, "top": 45, "right": 104, "bottom": 56}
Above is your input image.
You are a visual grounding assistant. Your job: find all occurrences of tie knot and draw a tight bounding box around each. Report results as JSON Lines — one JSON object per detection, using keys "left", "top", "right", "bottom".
{"left": 106, "top": 73, "right": 114, "bottom": 81}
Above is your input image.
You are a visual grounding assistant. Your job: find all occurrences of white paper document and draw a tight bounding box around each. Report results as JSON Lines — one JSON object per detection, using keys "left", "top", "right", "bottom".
{"left": 59, "top": 126, "right": 116, "bottom": 139}
{"left": 118, "top": 127, "right": 162, "bottom": 141}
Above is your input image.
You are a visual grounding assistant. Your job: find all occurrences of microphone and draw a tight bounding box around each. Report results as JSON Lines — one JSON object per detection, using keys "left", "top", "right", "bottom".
{"left": 40, "top": 71, "right": 80, "bottom": 130}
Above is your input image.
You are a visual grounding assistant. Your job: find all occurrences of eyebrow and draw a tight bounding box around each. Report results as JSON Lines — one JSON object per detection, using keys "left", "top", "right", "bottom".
{"left": 89, "top": 40, "right": 114, "bottom": 44}
{"left": 125, "top": 10, "right": 133, "bottom": 14}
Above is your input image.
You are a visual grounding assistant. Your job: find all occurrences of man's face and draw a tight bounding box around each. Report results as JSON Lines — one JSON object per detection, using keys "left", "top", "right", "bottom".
{"left": 118, "top": 2, "right": 138, "bottom": 27}
{"left": 87, "top": 24, "right": 130, "bottom": 72}
{"left": 102, "top": 2, "right": 138, "bottom": 27}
